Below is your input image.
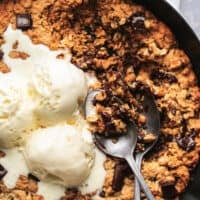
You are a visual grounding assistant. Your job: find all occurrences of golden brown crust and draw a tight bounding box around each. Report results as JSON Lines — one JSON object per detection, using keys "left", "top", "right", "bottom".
{"left": 0, "top": 61, "right": 10, "bottom": 73}
{"left": 0, "top": 175, "right": 43, "bottom": 200}
{"left": 9, "top": 50, "right": 30, "bottom": 60}
{"left": 0, "top": 0, "right": 199, "bottom": 200}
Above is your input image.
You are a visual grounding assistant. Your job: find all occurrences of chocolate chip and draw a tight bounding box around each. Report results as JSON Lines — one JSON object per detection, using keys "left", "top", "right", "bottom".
{"left": 0, "top": 50, "right": 4, "bottom": 60}
{"left": 181, "top": 118, "right": 188, "bottom": 133}
{"left": 123, "top": 53, "right": 139, "bottom": 67}
{"left": 99, "top": 190, "right": 105, "bottom": 197}
{"left": 85, "top": 25, "right": 93, "bottom": 34}
{"left": 61, "top": 192, "right": 77, "bottom": 200}
{"left": 194, "top": 110, "right": 200, "bottom": 118}
{"left": 132, "top": 16, "right": 145, "bottom": 28}
{"left": 176, "top": 135, "right": 195, "bottom": 151}
{"left": 0, "top": 164, "right": 7, "bottom": 180}
{"left": 66, "top": 187, "right": 78, "bottom": 193}
{"left": 105, "top": 121, "right": 117, "bottom": 135}
{"left": 102, "top": 111, "right": 112, "bottom": 123}
{"left": 171, "top": 107, "right": 176, "bottom": 115}
{"left": 160, "top": 181, "right": 177, "bottom": 199}
{"left": 150, "top": 69, "right": 177, "bottom": 85}
{"left": 28, "top": 173, "right": 40, "bottom": 182}
{"left": 16, "top": 14, "right": 32, "bottom": 30}
{"left": 112, "top": 160, "right": 131, "bottom": 191}
{"left": 62, "top": 187, "right": 79, "bottom": 200}
{"left": 130, "top": 13, "right": 146, "bottom": 34}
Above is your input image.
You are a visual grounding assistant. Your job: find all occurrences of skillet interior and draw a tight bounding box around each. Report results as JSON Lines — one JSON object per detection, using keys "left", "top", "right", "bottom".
{"left": 134, "top": 0, "right": 200, "bottom": 199}
{"left": 0, "top": 0, "right": 199, "bottom": 199}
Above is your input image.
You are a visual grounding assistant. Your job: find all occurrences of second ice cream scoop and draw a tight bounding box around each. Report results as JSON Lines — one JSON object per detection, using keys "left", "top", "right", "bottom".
{"left": 23, "top": 124, "right": 95, "bottom": 187}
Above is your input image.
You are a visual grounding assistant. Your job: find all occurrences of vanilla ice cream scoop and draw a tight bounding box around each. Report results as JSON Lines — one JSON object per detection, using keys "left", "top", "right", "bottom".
{"left": 30, "top": 60, "right": 88, "bottom": 126}
{"left": 0, "top": 75, "right": 35, "bottom": 148}
{"left": 23, "top": 125, "right": 95, "bottom": 187}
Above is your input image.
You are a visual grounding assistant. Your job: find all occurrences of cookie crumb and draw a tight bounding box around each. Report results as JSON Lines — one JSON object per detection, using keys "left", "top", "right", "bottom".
{"left": 12, "top": 40, "right": 19, "bottom": 49}
{"left": 9, "top": 50, "right": 30, "bottom": 60}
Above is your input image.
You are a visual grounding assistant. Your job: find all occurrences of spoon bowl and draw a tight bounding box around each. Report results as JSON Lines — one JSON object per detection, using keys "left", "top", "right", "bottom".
{"left": 85, "top": 90, "right": 155, "bottom": 200}
{"left": 94, "top": 124, "right": 137, "bottom": 159}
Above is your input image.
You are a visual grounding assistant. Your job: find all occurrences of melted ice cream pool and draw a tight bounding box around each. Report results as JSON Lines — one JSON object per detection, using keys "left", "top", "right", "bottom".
{"left": 0, "top": 25, "right": 106, "bottom": 200}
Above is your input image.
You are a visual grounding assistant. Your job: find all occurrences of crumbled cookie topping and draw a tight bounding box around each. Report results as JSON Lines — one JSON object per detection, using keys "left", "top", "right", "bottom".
{"left": 0, "top": 164, "right": 7, "bottom": 180}
{"left": 0, "top": 61, "right": 10, "bottom": 73}
{"left": 9, "top": 50, "right": 30, "bottom": 60}
{"left": 0, "top": 175, "right": 43, "bottom": 200}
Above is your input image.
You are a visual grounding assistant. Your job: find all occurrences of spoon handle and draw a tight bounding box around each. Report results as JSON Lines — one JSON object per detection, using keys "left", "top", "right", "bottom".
{"left": 134, "top": 153, "right": 144, "bottom": 200}
{"left": 125, "top": 155, "right": 154, "bottom": 200}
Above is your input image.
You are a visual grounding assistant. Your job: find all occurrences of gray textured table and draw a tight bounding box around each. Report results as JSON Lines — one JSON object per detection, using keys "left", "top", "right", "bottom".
{"left": 180, "top": 0, "right": 200, "bottom": 38}
{"left": 168, "top": 0, "right": 200, "bottom": 38}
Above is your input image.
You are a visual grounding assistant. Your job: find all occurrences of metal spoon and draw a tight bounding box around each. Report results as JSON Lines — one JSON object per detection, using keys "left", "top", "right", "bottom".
{"left": 133, "top": 87, "right": 160, "bottom": 200}
{"left": 85, "top": 90, "right": 154, "bottom": 200}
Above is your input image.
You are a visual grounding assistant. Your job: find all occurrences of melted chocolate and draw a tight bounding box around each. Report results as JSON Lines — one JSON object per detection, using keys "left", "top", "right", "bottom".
{"left": 176, "top": 135, "right": 195, "bottom": 151}
{"left": 150, "top": 69, "right": 178, "bottom": 85}
{"left": 161, "top": 181, "right": 177, "bottom": 199}
{"left": 112, "top": 160, "right": 131, "bottom": 191}
{"left": 0, "top": 164, "right": 7, "bottom": 180}
{"left": 130, "top": 12, "right": 147, "bottom": 34}
{"left": 28, "top": 173, "right": 40, "bottom": 182}
{"left": 16, "top": 14, "right": 32, "bottom": 30}
{"left": 0, "top": 50, "right": 4, "bottom": 60}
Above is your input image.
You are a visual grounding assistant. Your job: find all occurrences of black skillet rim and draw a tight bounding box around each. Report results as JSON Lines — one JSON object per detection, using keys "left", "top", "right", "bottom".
{"left": 133, "top": 0, "right": 200, "bottom": 199}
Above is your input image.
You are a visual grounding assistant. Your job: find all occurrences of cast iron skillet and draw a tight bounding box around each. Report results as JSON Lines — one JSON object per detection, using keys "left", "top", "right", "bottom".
{"left": 134, "top": 0, "right": 200, "bottom": 199}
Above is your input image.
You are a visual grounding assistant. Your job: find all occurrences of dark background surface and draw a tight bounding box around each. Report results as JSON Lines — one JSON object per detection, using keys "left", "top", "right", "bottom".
{"left": 180, "top": 0, "right": 200, "bottom": 38}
